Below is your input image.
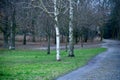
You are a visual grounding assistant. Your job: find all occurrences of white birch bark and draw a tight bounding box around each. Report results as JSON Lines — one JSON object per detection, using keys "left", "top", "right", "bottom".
{"left": 68, "top": 0, "right": 74, "bottom": 57}
{"left": 54, "top": 0, "right": 61, "bottom": 61}
{"left": 39, "top": 0, "right": 61, "bottom": 60}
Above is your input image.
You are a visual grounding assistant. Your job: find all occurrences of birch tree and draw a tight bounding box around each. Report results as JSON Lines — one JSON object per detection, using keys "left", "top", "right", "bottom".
{"left": 68, "top": 0, "right": 75, "bottom": 57}
{"left": 54, "top": 0, "right": 61, "bottom": 61}
{"left": 39, "top": 0, "right": 61, "bottom": 61}
{"left": 15, "top": 0, "right": 61, "bottom": 60}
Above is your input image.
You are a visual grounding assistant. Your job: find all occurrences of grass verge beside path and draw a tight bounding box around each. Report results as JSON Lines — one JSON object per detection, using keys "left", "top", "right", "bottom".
{"left": 0, "top": 48, "right": 106, "bottom": 80}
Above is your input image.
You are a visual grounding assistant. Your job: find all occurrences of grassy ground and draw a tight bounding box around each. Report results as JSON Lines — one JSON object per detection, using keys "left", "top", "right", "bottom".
{"left": 0, "top": 48, "right": 106, "bottom": 80}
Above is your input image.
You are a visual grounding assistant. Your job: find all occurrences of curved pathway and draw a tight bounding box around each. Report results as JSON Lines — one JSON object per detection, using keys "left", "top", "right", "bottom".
{"left": 56, "top": 40, "right": 120, "bottom": 80}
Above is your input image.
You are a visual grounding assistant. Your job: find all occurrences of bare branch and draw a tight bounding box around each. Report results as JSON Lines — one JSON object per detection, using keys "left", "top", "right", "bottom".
{"left": 39, "top": 0, "right": 53, "bottom": 17}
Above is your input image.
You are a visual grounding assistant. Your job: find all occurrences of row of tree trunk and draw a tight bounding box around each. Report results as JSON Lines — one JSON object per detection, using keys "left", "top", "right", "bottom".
{"left": 54, "top": 0, "right": 75, "bottom": 61}
{"left": 1, "top": 0, "right": 75, "bottom": 61}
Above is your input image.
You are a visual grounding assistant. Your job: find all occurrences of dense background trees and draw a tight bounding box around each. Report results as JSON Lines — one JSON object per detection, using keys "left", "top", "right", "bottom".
{"left": 0, "top": 0, "right": 17, "bottom": 49}
{"left": 0, "top": 0, "right": 119, "bottom": 60}
{"left": 103, "top": 0, "right": 120, "bottom": 39}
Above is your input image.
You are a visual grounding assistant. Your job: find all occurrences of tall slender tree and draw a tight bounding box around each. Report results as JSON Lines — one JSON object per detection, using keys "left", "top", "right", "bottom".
{"left": 9, "top": 4, "right": 16, "bottom": 50}
{"left": 68, "top": 0, "right": 74, "bottom": 57}
{"left": 54, "top": 0, "right": 61, "bottom": 60}
{"left": 39, "top": 0, "right": 61, "bottom": 60}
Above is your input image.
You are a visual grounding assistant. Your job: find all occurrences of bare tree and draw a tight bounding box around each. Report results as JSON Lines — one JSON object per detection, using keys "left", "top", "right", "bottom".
{"left": 9, "top": 3, "right": 16, "bottom": 50}
{"left": 53, "top": 0, "right": 61, "bottom": 60}
{"left": 0, "top": 0, "right": 10, "bottom": 48}
{"left": 68, "top": 0, "right": 74, "bottom": 57}
{"left": 0, "top": 0, "right": 16, "bottom": 49}
{"left": 38, "top": 0, "right": 62, "bottom": 61}
{"left": 93, "top": 0, "right": 111, "bottom": 41}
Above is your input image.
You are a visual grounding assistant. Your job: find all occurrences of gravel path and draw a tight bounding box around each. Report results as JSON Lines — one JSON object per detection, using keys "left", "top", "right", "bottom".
{"left": 56, "top": 39, "right": 120, "bottom": 80}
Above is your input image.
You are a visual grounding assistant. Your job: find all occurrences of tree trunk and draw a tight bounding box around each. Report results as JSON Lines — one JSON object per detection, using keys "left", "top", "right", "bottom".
{"left": 81, "top": 36, "right": 83, "bottom": 47}
{"left": 32, "top": 19, "right": 36, "bottom": 42}
{"left": 65, "top": 36, "right": 68, "bottom": 52}
{"left": 3, "top": 32, "right": 9, "bottom": 48}
{"left": 54, "top": 0, "right": 61, "bottom": 61}
{"left": 75, "top": 32, "right": 78, "bottom": 44}
{"left": 32, "top": 33, "right": 35, "bottom": 42}
{"left": 9, "top": 7, "right": 16, "bottom": 50}
{"left": 54, "top": 33, "right": 56, "bottom": 44}
{"left": 47, "top": 34, "right": 50, "bottom": 54}
{"left": 100, "top": 29, "right": 103, "bottom": 41}
{"left": 23, "top": 32, "right": 26, "bottom": 45}
{"left": 9, "top": 23, "right": 16, "bottom": 50}
{"left": 3, "top": 16, "right": 9, "bottom": 48}
{"left": 68, "top": 0, "right": 74, "bottom": 57}
{"left": 84, "top": 35, "right": 88, "bottom": 42}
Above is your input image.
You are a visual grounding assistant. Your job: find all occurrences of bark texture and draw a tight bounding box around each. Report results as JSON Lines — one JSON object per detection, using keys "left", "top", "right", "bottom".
{"left": 9, "top": 7, "right": 16, "bottom": 50}
{"left": 54, "top": 0, "right": 61, "bottom": 61}
{"left": 68, "top": 0, "right": 74, "bottom": 57}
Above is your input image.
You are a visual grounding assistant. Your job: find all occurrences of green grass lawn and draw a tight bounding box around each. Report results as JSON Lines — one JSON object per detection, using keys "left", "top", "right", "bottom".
{"left": 0, "top": 48, "right": 106, "bottom": 80}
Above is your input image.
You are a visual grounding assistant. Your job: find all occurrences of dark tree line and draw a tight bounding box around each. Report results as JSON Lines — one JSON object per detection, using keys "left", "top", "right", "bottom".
{"left": 104, "top": 0, "right": 120, "bottom": 39}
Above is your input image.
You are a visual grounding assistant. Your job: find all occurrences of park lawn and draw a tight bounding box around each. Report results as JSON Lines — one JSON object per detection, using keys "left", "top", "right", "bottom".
{"left": 0, "top": 48, "right": 106, "bottom": 80}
